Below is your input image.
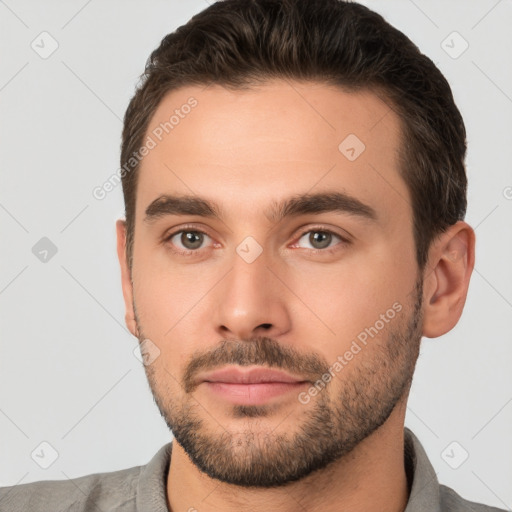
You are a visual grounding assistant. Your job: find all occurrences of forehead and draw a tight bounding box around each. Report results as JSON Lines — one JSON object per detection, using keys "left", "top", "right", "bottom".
{"left": 135, "top": 80, "right": 410, "bottom": 226}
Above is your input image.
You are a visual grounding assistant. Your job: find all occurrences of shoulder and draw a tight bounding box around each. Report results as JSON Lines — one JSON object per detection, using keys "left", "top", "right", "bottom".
{"left": 440, "top": 484, "right": 507, "bottom": 512}
{"left": 0, "top": 464, "right": 142, "bottom": 512}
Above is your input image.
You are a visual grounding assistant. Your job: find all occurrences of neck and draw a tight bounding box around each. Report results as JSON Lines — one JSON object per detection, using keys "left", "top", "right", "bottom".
{"left": 166, "top": 400, "right": 410, "bottom": 512}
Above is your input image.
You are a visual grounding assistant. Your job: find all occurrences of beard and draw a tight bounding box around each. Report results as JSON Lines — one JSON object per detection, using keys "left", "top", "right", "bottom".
{"left": 134, "top": 275, "right": 423, "bottom": 488}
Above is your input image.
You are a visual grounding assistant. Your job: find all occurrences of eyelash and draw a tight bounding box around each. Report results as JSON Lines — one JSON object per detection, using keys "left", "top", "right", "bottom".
{"left": 163, "top": 224, "right": 350, "bottom": 257}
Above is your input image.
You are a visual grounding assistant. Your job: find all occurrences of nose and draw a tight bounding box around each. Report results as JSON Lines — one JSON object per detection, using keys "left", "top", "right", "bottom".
{"left": 212, "top": 247, "right": 291, "bottom": 342}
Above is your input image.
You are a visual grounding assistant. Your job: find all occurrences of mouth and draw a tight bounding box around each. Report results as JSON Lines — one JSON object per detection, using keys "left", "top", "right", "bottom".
{"left": 196, "top": 366, "right": 310, "bottom": 405}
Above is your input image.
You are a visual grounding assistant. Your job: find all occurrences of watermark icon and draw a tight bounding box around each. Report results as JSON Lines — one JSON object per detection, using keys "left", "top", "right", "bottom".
{"left": 441, "top": 31, "right": 469, "bottom": 59}
{"left": 236, "top": 236, "right": 263, "bottom": 263}
{"left": 503, "top": 186, "right": 512, "bottom": 200}
{"left": 298, "top": 301, "right": 402, "bottom": 404}
{"left": 32, "top": 237, "right": 58, "bottom": 263}
{"left": 31, "top": 441, "right": 59, "bottom": 469}
{"left": 441, "top": 441, "right": 469, "bottom": 469}
{"left": 92, "top": 97, "right": 198, "bottom": 201}
{"left": 31, "top": 31, "right": 59, "bottom": 59}
{"left": 338, "top": 133, "right": 366, "bottom": 161}
{"left": 133, "top": 338, "right": 161, "bottom": 366}
{"left": 445, "top": 233, "right": 468, "bottom": 263}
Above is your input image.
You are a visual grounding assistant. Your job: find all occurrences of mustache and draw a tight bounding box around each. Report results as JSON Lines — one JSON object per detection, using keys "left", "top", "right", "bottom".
{"left": 182, "top": 336, "right": 329, "bottom": 393}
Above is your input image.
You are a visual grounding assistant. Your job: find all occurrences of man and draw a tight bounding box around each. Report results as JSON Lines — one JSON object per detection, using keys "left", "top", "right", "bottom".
{"left": 0, "top": 0, "right": 506, "bottom": 511}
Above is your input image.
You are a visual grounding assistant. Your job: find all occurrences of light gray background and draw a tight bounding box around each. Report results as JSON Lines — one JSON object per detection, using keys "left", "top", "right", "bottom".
{"left": 1, "top": 0, "right": 511, "bottom": 509}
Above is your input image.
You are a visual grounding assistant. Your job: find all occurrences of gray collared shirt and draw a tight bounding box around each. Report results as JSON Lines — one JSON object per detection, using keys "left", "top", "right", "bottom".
{"left": 0, "top": 427, "right": 506, "bottom": 511}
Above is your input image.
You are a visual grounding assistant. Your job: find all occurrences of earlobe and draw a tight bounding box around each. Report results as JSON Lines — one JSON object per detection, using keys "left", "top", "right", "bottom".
{"left": 116, "top": 219, "right": 138, "bottom": 338}
{"left": 421, "top": 221, "right": 475, "bottom": 338}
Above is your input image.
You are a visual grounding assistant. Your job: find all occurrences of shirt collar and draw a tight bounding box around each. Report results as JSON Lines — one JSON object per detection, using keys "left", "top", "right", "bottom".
{"left": 403, "top": 426, "right": 441, "bottom": 512}
{"left": 136, "top": 441, "right": 172, "bottom": 511}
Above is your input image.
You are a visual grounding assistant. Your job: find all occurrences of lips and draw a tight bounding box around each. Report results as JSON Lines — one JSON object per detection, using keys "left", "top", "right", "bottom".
{"left": 195, "top": 366, "right": 311, "bottom": 405}
{"left": 198, "top": 366, "right": 308, "bottom": 385}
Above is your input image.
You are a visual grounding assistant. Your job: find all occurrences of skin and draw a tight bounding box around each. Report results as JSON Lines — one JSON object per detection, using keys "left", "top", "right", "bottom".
{"left": 116, "top": 80, "right": 475, "bottom": 512}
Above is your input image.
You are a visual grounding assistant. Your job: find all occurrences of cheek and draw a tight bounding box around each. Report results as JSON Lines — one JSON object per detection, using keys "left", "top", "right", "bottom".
{"left": 134, "top": 273, "right": 197, "bottom": 332}
{"left": 286, "top": 245, "right": 414, "bottom": 355}
{"left": 131, "top": 246, "right": 220, "bottom": 341}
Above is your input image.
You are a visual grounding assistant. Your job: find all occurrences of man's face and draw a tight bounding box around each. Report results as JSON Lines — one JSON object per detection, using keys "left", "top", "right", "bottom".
{"left": 121, "top": 81, "right": 424, "bottom": 487}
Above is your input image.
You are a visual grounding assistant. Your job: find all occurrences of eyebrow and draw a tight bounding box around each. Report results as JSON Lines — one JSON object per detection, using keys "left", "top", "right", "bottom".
{"left": 143, "top": 191, "right": 378, "bottom": 225}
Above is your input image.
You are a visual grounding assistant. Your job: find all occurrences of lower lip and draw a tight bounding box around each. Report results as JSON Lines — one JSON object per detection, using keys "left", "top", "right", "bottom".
{"left": 203, "top": 381, "right": 308, "bottom": 405}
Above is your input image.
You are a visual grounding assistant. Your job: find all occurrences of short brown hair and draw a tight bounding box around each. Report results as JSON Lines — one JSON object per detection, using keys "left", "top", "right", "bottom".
{"left": 120, "top": 0, "right": 467, "bottom": 273}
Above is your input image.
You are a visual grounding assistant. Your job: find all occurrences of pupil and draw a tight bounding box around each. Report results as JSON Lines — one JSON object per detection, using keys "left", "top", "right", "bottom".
{"left": 183, "top": 231, "right": 202, "bottom": 249}
{"left": 311, "top": 231, "right": 330, "bottom": 249}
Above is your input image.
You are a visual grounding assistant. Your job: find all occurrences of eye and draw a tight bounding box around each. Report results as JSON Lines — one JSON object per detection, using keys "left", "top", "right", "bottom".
{"left": 293, "top": 228, "right": 349, "bottom": 253}
{"left": 165, "top": 228, "right": 213, "bottom": 254}
{"left": 163, "top": 225, "right": 350, "bottom": 257}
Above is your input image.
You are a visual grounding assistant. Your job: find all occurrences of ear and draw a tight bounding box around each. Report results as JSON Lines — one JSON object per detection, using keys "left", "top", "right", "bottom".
{"left": 422, "top": 221, "right": 476, "bottom": 338}
{"left": 116, "top": 219, "right": 138, "bottom": 338}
